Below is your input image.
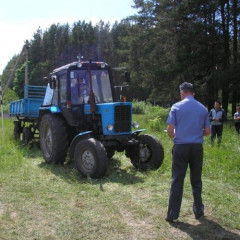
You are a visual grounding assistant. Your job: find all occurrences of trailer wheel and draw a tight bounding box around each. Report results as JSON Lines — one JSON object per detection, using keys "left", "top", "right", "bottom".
{"left": 74, "top": 138, "right": 108, "bottom": 178}
{"left": 40, "top": 114, "right": 68, "bottom": 164}
{"left": 126, "top": 134, "right": 164, "bottom": 171}
{"left": 22, "top": 127, "right": 33, "bottom": 144}
{"left": 14, "top": 121, "right": 22, "bottom": 140}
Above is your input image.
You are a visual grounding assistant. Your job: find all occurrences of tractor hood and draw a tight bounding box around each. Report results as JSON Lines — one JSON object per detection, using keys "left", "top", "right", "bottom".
{"left": 84, "top": 102, "right": 132, "bottom": 135}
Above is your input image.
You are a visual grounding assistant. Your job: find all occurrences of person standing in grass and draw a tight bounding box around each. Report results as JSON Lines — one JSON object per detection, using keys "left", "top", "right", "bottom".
{"left": 234, "top": 106, "right": 240, "bottom": 134}
{"left": 209, "top": 100, "right": 226, "bottom": 145}
{"left": 166, "top": 82, "right": 210, "bottom": 222}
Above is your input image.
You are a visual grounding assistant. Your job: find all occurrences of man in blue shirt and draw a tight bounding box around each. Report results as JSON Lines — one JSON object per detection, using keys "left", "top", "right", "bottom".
{"left": 166, "top": 82, "right": 210, "bottom": 222}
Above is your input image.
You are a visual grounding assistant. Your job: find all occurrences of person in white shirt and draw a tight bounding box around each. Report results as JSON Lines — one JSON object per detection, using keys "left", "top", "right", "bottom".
{"left": 209, "top": 100, "right": 226, "bottom": 145}
{"left": 234, "top": 106, "right": 240, "bottom": 134}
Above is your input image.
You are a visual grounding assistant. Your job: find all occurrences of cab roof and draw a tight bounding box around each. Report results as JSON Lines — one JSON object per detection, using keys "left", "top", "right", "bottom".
{"left": 52, "top": 61, "right": 109, "bottom": 74}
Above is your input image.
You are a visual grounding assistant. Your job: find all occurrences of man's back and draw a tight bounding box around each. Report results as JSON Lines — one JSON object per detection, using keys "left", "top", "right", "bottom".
{"left": 168, "top": 96, "right": 209, "bottom": 144}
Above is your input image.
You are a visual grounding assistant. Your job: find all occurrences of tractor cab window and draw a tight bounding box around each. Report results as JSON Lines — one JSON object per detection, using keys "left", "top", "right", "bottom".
{"left": 70, "top": 71, "right": 90, "bottom": 104}
{"left": 59, "top": 73, "right": 67, "bottom": 104}
{"left": 70, "top": 70, "right": 113, "bottom": 104}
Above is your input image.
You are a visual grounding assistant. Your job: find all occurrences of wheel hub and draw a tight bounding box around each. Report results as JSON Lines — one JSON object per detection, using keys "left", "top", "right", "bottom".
{"left": 81, "top": 150, "right": 95, "bottom": 171}
{"left": 139, "top": 144, "right": 151, "bottom": 162}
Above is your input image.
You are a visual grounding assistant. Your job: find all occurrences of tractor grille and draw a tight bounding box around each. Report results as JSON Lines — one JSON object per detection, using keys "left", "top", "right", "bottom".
{"left": 114, "top": 105, "right": 131, "bottom": 133}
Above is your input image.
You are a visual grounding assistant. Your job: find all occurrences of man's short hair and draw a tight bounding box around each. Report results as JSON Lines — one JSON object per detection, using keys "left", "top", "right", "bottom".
{"left": 179, "top": 82, "right": 194, "bottom": 92}
{"left": 215, "top": 100, "right": 221, "bottom": 105}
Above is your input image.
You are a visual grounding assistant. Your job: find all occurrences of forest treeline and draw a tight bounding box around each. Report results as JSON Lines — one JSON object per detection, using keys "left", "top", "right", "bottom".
{"left": 1, "top": 0, "right": 240, "bottom": 116}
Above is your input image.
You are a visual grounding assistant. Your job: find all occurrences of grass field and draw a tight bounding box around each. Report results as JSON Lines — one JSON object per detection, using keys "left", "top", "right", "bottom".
{"left": 0, "top": 108, "right": 240, "bottom": 240}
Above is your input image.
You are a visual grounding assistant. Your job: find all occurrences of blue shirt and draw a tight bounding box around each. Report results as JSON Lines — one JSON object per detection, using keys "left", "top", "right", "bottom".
{"left": 167, "top": 96, "right": 210, "bottom": 144}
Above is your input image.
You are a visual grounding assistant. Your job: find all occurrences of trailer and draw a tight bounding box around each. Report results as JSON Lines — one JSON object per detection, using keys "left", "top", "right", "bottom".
{"left": 10, "top": 85, "right": 46, "bottom": 141}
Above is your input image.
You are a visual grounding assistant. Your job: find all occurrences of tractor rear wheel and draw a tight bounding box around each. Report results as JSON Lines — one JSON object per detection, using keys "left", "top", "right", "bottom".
{"left": 40, "top": 114, "right": 68, "bottom": 164}
{"left": 126, "top": 134, "right": 164, "bottom": 171}
{"left": 74, "top": 138, "right": 108, "bottom": 178}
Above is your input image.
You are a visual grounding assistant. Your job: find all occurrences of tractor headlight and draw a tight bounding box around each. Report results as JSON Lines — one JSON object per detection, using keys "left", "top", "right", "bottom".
{"left": 132, "top": 121, "right": 139, "bottom": 129}
{"left": 107, "top": 124, "right": 114, "bottom": 131}
{"left": 100, "top": 62, "right": 106, "bottom": 68}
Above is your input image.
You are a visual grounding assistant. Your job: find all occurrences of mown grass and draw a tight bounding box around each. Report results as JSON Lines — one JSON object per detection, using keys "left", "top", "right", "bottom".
{"left": 0, "top": 106, "right": 240, "bottom": 239}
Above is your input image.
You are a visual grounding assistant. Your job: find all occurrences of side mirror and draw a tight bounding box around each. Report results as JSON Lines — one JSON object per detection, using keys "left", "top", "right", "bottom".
{"left": 50, "top": 76, "right": 57, "bottom": 89}
{"left": 125, "top": 71, "right": 131, "bottom": 83}
{"left": 43, "top": 77, "right": 49, "bottom": 85}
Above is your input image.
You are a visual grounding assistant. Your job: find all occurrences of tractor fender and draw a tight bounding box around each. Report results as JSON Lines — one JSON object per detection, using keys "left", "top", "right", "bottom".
{"left": 38, "top": 107, "right": 62, "bottom": 129}
{"left": 132, "top": 129, "right": 147, "bottom": 135}
{"left": 69, "top": 131, "right": 93, "bottom": 160}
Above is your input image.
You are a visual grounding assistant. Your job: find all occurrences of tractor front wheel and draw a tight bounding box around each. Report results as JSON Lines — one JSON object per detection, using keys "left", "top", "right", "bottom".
{"left": 40, "top": 114, "right": 68, "bottom": 164}
{"left": 126, "top": 134, "right": 164, "bottom": 171}
{"left": 74, "top": 138, "right": 108, "bottom": 178}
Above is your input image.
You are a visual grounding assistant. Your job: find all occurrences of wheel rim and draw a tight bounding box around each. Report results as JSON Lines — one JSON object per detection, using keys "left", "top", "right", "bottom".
{"left": 42, "top": 125, "right": 52, "bottom": 157}
{"left": 45, "top": 128, "right": 52, "bottom": 154}
{"left": 81, "top": 150, "right": 95, "bottom": 171}
{"left": 139, "top": 143, "right": 151, "bottom": 162}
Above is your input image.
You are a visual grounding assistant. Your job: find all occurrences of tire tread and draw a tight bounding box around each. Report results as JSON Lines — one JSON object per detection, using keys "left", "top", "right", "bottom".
{"left": 127, "top": 134, "right": 164, "bottom": 170}
{"left": 74, "top": 138, "right": 108, "bottom": 178}
{"left": 40, "top": 114, "right": 68, "bottom": 163}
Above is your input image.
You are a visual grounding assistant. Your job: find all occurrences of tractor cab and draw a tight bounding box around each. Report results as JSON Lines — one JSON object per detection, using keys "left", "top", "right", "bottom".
{"left": 47, "top": 61, "right": 115, "bottom": 107}
{"left": 41, "top": 60, "right": 132, "bottom": 136}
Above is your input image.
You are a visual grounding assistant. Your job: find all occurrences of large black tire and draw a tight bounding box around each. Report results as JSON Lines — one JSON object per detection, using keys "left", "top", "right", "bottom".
{"left": 22, "top": 127, "right": 33, "bottom": 144}
{"left": 126, "top": 134, "right": 164, "bottom": 171}
{"left": 14, "top": 121, "right": 22, "bottom": 140}
{"left": 74, "top": 138, "right": 108, "bottom": 178}
{"left": 40, "top": 114, "right": 68, "bottom": 164}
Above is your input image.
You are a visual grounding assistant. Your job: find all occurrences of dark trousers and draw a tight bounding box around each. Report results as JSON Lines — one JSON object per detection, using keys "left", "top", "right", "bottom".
{"left": 211, "top": 125, "right": 223, "bottom": 144}
{"left": 167, "top": 144, "right": 204, "bottom": 219}
{"left": 235, "top": 122, "right": 240, "bottom": 133}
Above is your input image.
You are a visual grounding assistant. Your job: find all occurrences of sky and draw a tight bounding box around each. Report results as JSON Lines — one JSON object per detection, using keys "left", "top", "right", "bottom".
{"left": 0, "top": 0, "right": 137, "bottom": 74}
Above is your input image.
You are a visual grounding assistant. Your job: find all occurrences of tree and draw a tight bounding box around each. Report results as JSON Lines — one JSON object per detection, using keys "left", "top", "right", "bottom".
{"left": 231, "top": 0, "right": 239, "bottom": 115}
{"left": 1, "top": 55, "right": 24, "bottom": 90}
{"left": 13, "top": 63, "right": 25, "bottom": 98}
{"left": 29, "top": 27, "right": 43, "bottom": 65}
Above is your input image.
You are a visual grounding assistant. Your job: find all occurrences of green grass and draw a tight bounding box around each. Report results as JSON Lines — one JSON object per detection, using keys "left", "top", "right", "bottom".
{"left": 0, "top": 112, "right": 240, "bottom": 240}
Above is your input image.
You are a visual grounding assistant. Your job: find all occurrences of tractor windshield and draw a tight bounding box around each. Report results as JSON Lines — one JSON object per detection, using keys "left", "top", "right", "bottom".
{"left": 70, "top": 70, "right": 113, "bottom": 104}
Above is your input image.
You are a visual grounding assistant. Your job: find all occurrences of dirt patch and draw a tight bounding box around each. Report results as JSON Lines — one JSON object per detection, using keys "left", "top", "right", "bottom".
{"left": 10, "top": 211, "right": 18, "bottom": 221}
{"left": 120, "top": 208, "right": 159, "bottom": 240}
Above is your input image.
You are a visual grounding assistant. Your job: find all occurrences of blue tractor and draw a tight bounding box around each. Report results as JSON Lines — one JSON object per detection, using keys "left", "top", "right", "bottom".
{"left": 10, "top": 60, "right": 164, "bottom": 178}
